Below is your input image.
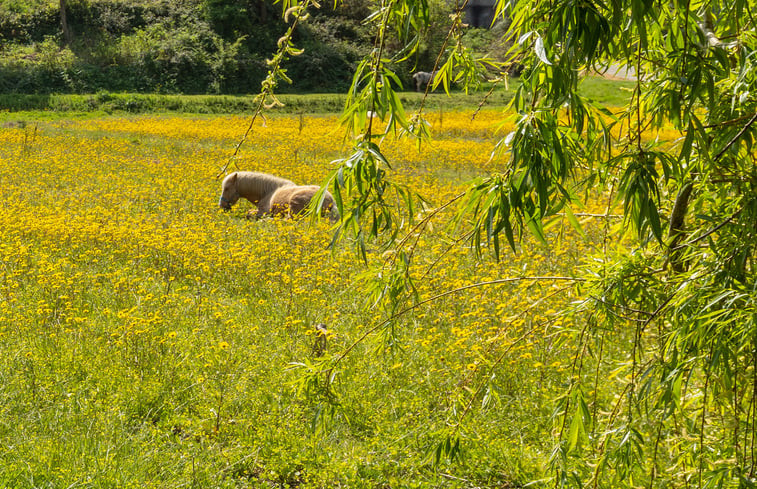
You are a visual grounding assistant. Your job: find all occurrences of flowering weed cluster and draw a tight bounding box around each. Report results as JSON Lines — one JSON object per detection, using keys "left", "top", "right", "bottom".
{"left": 0, "top": 111, "right": 612, "bottom": 487}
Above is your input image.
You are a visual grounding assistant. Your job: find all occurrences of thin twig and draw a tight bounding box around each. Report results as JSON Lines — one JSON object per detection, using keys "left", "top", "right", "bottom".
{"left": 591, "top": 327, "right": 605, "bottom": 445}
{"left": 670, "top": 206, "right": 744, "bottom": 251}
{"left": 419, "top": 228, "right": 476, "bottom": 282}
{"left": 215, "top": 3, "right": 310, "bottom": 179}
{"left": 454, "top": 319, "right": 543, "bottom": 430}
{"left": 566, "top": 212, "right": 623, "bottom": 219}
{"left": 365, "top": 0, "right": 392, "bottom": 141}
{"left": 454, "top": 284, "right": 576, "bottom": 391}
{"left": 639, "top": 293, "right": 676, "bottom": 333}
{"left": 416, "top": 0, "right": 470, "bottom": 119}
{"left": 471, "top": 77, "right": 503, "bottom": 122}
{"left": 384, "top": 191, "right": 467, "bottom": 271}
{"left": 217, "top": 99, "right": 267, "bottom": 178}
{"left": 698, "top": 343, "right": 715, "bottom": 488}
{"left": 713, "top": 112, "right": 757, "bottom": 162}
{"left": 588, "top": 294, "right": 655, "bottom": 319}
{"left": 703, "top": 113, "right": 755, "bottom": 129}
{"left": 326, "top": 276, "right": 586, "bottom": 378}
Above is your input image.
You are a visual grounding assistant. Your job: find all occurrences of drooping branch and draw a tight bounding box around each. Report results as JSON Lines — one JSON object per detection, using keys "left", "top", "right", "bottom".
{"left": 325, "top": 275, "right": 587, "bottom": 380}
{"left": 216, "top": 2, "right": 312, "bottom": 178}
{"left": 713, "top": 112, "right": 757, "bottom": 162}
{"left": 671, "top": 206, "right": 744, "bottom": 251}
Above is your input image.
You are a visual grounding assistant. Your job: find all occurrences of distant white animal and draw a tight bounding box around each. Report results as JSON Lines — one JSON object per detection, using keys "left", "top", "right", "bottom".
{"left": 412, "top": 70, "right": 437, "bottom": 92}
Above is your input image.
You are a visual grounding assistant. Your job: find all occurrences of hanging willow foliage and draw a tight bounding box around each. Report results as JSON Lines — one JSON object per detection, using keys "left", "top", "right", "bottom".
{"left": 257, "top": 0, "right": 757, "bottom": 487}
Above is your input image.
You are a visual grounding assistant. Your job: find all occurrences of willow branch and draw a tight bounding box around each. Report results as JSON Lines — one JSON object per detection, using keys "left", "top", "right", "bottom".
{"left": 713, "top": 112, "right": 757, "bottom": 163}
{"left": 216, "top": 2, "right": 311, "bottom": 178}
{"left": 670, "top": 206, "right": 744, "bottom": 251}
{"left": 384, "top": 191, "right": 467, "bottom": 270}
{"left": 416, "top": 0, "right": 470, "bottom": 119}
{"left": 454, "top": 284, "right": 575, "bottom": 391}
{"left": 326, "top": 276, "right": 586, "bottom": 378}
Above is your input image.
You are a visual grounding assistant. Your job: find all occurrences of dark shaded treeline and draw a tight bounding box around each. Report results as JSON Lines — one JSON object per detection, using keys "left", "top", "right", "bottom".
{"left": 0, "top": 0, "right": 374, "bottom": 94}
{"left": 0, "top": 0, "right": 469, "bottom": 95}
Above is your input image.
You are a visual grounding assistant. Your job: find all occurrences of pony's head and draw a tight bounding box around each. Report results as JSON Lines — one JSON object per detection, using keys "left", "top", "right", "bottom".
{"left": 219, "top": 172, "right": 240, "bottom": 210}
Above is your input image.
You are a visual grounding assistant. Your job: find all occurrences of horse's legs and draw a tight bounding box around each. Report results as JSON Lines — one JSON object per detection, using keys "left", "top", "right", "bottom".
{"left": 246, "top": 192, "right": 275, "bottom": 219}
{"left": 269, "top": 201, "right": 291, "bottom": 218}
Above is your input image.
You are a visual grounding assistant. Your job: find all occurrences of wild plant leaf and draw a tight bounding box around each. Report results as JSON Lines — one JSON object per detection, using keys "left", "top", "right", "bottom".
{"left": 534, "top": 36, "right": 552, "bottom": 65}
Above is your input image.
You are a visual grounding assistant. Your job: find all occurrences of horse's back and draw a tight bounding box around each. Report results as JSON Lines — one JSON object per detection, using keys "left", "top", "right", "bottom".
{"left": 269, "top": 185, "right": 337, "bottom": 219}
{"left": 288, "top": 186, "right": 321, "bottom": 213}
{"left": 237, "top": 171, "right": 295, "bottom": 202}
{"left": 249, "top": 171, "right": 294, "bottom": 187}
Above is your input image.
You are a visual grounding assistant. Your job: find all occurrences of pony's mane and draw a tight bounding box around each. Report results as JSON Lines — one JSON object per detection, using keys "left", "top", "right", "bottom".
{"left": 237, "top": 171, "right": 295, "bottom": 198}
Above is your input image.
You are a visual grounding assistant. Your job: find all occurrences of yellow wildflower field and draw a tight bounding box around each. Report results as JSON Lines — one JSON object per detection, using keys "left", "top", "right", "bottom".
{"left": 0, "top": 111, "right": 613, "bottom": 487}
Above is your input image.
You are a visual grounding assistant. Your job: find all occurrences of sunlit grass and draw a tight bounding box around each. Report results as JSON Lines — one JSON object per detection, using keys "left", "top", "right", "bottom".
{"left": 0, "top": 110, "right": 625, "bottom": 487}
{"left": 0, "top": 77, "right": 635, "bottom": 117}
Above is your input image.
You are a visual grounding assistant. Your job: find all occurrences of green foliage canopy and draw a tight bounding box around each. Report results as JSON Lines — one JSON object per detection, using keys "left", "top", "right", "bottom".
{"left": 0, "top": 0, "right": 380, "bottom": 93}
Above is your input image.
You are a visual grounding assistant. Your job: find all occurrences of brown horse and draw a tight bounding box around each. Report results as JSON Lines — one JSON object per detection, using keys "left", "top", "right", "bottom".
{"left": 218, "top": 171, "right": 339, "bottom": 221}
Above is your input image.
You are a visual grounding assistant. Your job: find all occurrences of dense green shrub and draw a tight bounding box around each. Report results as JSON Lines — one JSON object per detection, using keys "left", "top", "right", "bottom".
{"left": 0, "top": 1, "right": 268, "bottom": 94}
{"left": 0, "top": 0, "right": 510, "bottom": 94}
{"left": 283, "top": 12, "right": 371, "bottom": 93}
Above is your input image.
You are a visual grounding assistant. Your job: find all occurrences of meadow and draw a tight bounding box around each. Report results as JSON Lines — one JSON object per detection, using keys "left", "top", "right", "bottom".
{"left": 0, "top": 107, "right": 624, "bottom": 487}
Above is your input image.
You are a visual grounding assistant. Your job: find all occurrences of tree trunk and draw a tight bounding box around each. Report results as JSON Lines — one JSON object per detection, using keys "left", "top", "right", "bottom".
{"left": 60, "top": 0, "right": 72, "bottom": 46}
{"left": 257, "top": 0, "right": 267, "bottom": 23}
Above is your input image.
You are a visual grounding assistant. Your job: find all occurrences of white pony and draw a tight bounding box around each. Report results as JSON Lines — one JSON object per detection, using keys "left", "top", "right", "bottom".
{"left": 412, "top": 70, "right": 437, "bottom": 92}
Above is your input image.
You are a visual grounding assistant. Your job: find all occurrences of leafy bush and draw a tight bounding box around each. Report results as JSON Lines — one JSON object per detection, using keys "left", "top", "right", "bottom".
{"left": 119, "top": 23, "right": 222, "bottom": 93}
{"left": 0, "top": 37, "right": 78, "bottom": 92}
{"left": 0, "top": 0, "right": 492, "bottom": 94}
{"left": 0, "top": 1, "right": 59, "bottom": 43}
{"left": 283, "top": 15, "right": 370, "bottom": 93}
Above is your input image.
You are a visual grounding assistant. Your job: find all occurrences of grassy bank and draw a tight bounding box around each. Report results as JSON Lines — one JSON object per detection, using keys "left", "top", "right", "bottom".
{"left": 0, "top": 78, "right": 634, "bottom": 118}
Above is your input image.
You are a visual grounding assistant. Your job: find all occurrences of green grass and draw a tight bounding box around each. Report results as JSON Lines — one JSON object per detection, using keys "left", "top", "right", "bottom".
{"left": 0, "top": 104, "right": 615, "bottom": 488}
{"left": 0, "top": 78, "right": 633, "bottom": 120}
